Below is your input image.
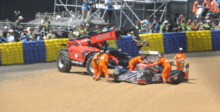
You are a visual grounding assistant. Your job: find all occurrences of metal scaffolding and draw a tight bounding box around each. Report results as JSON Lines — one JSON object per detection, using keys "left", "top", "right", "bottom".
{"left": 53, "top": 0, "right": 170, "bottom": 27}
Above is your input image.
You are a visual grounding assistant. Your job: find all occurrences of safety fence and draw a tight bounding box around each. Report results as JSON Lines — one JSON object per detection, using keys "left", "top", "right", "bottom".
{"left": 0, "top": 30, "right": 219, "bottom": 66}
{"left": 0, "top": 39, "right": 69, "bottom": 65}
{"left": 116, "top": 31, "right": 216, "bottom": 56}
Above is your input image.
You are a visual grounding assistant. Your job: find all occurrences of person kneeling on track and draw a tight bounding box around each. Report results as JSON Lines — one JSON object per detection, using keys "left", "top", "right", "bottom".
{"left": 92, "top": 50, "right": 104, "bottom": 80}
{"left": 129, "top": 55, "right": 147, "bottom": 71}
{"left": 95, "top": 50, "right": 110, "bottom": 81}
{"left": 174, "top": 47, "right": 186, "bottom": 70}
{"left": 154, "top": 54, "right": 171, "bottom": 84}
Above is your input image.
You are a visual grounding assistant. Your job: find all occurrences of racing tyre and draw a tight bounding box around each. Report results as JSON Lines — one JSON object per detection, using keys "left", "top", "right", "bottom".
{"left": 57, "top": 51, "right": 71, "bottom": 72}
{"left": 176, "top": 72, "right": 185, "bottom": 83}
{"left": 86, "top": 56, "right": 95, "bottom": 76}
{"left": 145, "top": 72, "right": 153, "bottom": 84}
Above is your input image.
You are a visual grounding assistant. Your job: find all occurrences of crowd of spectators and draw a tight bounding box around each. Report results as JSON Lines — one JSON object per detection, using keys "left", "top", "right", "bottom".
{"left": 136, "top": 14, "right": 217, "bottom": 34}
{"left": 0, "top": 15, "right": 118, "bottom": 44}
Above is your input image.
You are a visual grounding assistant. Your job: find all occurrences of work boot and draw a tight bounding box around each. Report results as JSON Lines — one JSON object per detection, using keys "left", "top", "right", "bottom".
{"left": 95, "top": 77, "right": 99, "bottom": 81}
{"left": 93, "top": 75, "right": 96, "bottom": 80}
{"left": 106, "top": 78, "right": 110, "bottom": 82}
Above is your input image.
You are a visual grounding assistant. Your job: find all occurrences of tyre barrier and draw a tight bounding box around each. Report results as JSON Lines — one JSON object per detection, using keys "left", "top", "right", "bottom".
{"left": 117, "top": 36, "right": 139, "bottom": 56}
{"left": 0, "top": 30, "right": 218, "bottom": 66}
{"left": 0, "top": 39, "right": 69, "bottom": 65}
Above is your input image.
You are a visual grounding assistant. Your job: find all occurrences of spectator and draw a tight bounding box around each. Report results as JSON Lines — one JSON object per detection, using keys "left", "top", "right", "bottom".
{"left": 41, "top": 16, "right": 50, "bottom": 33}
{"left": 144, "top": 16, "right": 150, "bottom": 33}
{"left": 69, "top": 25, "right": 79, "bottom": 38}
{"left": 82, "top": 0, "right": 89, "bottom": 23}
{"left": 102, "top": 24, "right": 110, "bottom": 32}
{"left": 0, "top": 32, "right": 4, "bottom": 43}
{"left": 175, "top": 13, "right": 179, "bottom": 22}
{"left": 37, "top": 31, "right": 45, "bottom": 41}
{"left": 20, "top": 29, "right": 30, "bottom": 42}
{"left": 78, "top": 24, "right": 86, "bottom": 37}
{"left": 87, "top": 0, "right": 96, "bottom": 22}
{"left": 135, "top": 21, "right": 139, "bottom": 30}
{"left": 47, "top": 29, "right": 56, "bottom": 39}
{"left": 105, "top": 0, "right": 115, "bottom": 23}
{"left": 15, "top": 16, "right": 23, "bottom": 32}
{"left": 139, "top": 21, "right": 146, "bottom": 34}
{"left": 94, "top": 25, "right": 101, "bottom": 32}
{"left": 28, "top": 28, "right": 35, "bottom": 41}
{"left": 173, "top": 19, "right": 181, "bottom": 32}
{"left": 185, "top": 19, "right": 192, "bottom": 31}
{"left": 192, "top": 20, "right": 200, "bottom": 31}
{"left": 6, "top": 29, "right": 15, "bottom": 43}
{"left": 110, "top": 24, "right": 116, "bottom": 30}
{"left": 85, "top": 23, "right": 91, "bottom": 35}
{"left": 218, "top": 0, "right": 220, "bottom": 12}
{"left": 150, "top": 16, "right": 160, "bottom": 33}
{"left": 179, "top": 15, "right": 186, "bottom": 31}
{"left": 160, "top": 20, "right": 170, "bottom": 33}
{"left": 203, "top": 20, "right": 211, "bottom": 30}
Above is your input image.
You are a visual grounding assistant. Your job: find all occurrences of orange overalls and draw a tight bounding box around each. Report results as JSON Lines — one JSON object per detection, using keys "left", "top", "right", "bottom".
{"left": 96, "top": 53, "right": 109, "bottom": 81}
{"left": 174, "top": 53, "right": 186, "bottom": 70}
{"left": 92, "top": 53, "right": 100, "bottom": 79}
{"left": 211, "top": 1, "right": 218, "bottom": 12}
{"left": 155, "top": 56, "right": 171, "bottom": 83}
{"left": 193, "top": 1, "right": 199, "bottom": 13}
{"left": 128, "top": 56, "right": 143, "bottom": 71}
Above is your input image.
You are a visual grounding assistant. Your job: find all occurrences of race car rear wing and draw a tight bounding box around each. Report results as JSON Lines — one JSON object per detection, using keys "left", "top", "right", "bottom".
{"left": 170, "top": 62, "right": 189, "bottom": 69}
{"left": 139, "top": 50, "right": 159, "bottom": 55}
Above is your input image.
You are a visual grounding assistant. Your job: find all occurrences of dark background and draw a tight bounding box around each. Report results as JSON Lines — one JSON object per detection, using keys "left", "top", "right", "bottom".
{"left": 0, "top": 0, "right": 57, "bottom": 22}
{"left": 0, "top": 0, "right": 200, "bottom": 23}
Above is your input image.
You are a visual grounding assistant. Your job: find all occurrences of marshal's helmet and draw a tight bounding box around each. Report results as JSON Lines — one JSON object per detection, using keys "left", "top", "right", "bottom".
{"left": 158, "top": 54, "right": 164, "bottom": 58}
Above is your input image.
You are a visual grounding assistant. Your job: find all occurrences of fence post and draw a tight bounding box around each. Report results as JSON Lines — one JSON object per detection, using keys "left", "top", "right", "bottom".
{"left": 77, "top": 10, "right": 80, "bottom": 17}
{"left": 62, "top": 11, "right": 65, "bottom": 17}
{"left": 8, "top": 21, "right": 11, "bottom": 30}
{"left": 99, "top": 11, "right": 102, "bottom": 21}
{"left": 45, "top": 12, "right": 48, "bottom": 16}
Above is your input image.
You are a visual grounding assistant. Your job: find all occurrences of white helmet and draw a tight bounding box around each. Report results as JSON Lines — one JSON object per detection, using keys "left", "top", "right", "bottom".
{"left": 179, "top": 47, "right": 183, "bottom": 51}
{"left": 106, "top": 50, "right": 110, "bottom": 53}
{"left": 100, "top": 50, "right": 104, "bottom": 54}
{"left": 158, "top": 54, "right": 163, "bottom": 58}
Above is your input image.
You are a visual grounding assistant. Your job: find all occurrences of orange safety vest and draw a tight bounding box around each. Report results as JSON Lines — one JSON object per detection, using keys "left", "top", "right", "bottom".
{"left": 193, "top": 1, "right": 199, "bottom": 13}
{"left": 207, "top": 0, "right": 211, "bottom": 9}
{"left": 211, "top": 1, "right": 218, "bottom": 12}
{"left": 203, "top": 1, "right": 208, "bottom": 8}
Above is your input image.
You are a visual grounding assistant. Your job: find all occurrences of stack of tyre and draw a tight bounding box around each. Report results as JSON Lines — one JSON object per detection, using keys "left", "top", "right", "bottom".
{"left": 36, "top": 41, "right": 46, "bottom": 62}
{"left": 139, "top": 34, "right": 150, "bottom": 51}
{"left": 163, "top": 33, "right": 174, "bottom": 53}
{"left": 117, "top": 36, "right": 139, "bottom": 56}
{"left": 45, "top": 40, "right": 52, "bottom": 62}
{"left": 23, "top": 42, "right": 33, "bottom": 63}
{"left": 0, "top": 44, "right": 9, "bottom": 64}
{"left": 14, "top": 42, "right": 24, "bottom": 64}
{"left": 202, "top": 30, "right": 212, "bottom": 51}
{"left": 177, "top": 32, "right": 187, "bottom": 52}
{"left": 211, "top": 30, "right": 220, "bottom": 50}
{"left": 107, "top": 39, "right": 118, "bottom": 48}
{"left": 186, "top": 31, "right": 193, "bottom": 52}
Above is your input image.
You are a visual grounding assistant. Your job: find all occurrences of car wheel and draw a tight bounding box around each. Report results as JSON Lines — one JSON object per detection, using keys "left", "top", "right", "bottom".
{"left": 176, "top": 72, "right": 185, "bottom": 83}
{"left": 86, "top": 56, "right": 95, "bottom": 76}
{"left": 57, "top": 51, "right": 71, "bottom": 72}
{"left": 145, "top": 72, "right": 152, "bottom": 84}
{"left": 86, "top": 56, "right": 104, "bottom": 76}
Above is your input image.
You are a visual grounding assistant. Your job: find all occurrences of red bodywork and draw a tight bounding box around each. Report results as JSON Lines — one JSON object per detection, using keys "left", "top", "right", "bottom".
{"left": 66, "top": 30, "right": 121, "bottom": 65}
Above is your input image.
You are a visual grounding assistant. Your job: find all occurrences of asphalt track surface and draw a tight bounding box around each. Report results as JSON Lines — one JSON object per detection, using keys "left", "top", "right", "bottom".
{"left": 0, "top": 51, "right": 220, "bottom": 112}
